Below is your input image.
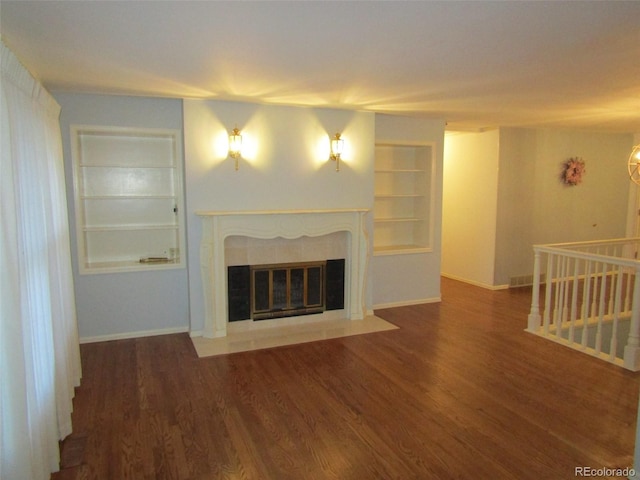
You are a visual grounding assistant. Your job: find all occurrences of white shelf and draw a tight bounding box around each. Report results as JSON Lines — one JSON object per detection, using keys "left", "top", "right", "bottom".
{"left": 373, "top": 143, "right": 435, "bottom": 254}
{"left": 374, "top": 217, "right": 421, "bottom": 223}
{"left": 83, "top": 224, "right": 179, "bottom": 232}
{"left": 83, "top": 259, "right": 181, "bottom": 274}
{"left": 81, "top": 195, "right": 177, "bottom": 199}
{"left": 71, "top": 125, "right": 185, "bottom": 274}
{"left": 374, "top": 169, "right": 425, "bottom": 173}
{"left": 373, "top": 244, "right": 433, "bottom": 256}
{"left": 375, "top": 193, "right": 425, "bottom": 198}
{"left": 79, "top": 163, "right": 176, "bottom": 168}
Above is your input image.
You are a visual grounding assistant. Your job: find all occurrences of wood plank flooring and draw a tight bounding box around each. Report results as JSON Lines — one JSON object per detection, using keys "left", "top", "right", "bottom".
{"left": 53, "top": 277, "right": 640, "bottom": 479}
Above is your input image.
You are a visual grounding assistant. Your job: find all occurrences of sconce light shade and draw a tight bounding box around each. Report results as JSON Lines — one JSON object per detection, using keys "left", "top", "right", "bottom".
{"left": 329, "top": 133, "right": 344, "bottom": 171}
{"left": 229, "top": 127, "right": 243, "bottom": 170}
{"left": 628, "top": 144, "right": 640, "bottom": 185}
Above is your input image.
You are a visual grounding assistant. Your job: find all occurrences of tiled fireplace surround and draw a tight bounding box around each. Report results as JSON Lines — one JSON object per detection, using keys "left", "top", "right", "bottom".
{"left": 197, "top": 209, "right": 370, "bottom": 338}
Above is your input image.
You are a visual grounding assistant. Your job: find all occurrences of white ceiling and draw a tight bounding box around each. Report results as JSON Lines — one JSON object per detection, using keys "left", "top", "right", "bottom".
{"left": 1, "top": 0, "right": 639, "bottom": 133}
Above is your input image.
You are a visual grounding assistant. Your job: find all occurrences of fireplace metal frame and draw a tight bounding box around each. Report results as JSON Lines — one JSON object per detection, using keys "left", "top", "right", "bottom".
{"left": 251, "top": 261, "right": 325, "bottom": 320}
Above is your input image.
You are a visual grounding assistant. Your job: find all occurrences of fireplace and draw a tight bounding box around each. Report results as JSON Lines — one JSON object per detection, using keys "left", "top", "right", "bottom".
{"left": 228, "top": 259, "right": 345, "bottom": 321}
{"left": 196, "top": 209, "right": 369, "bottom": 338}
{"left": 252, "top": 261, "right": 325, "bottom": 320}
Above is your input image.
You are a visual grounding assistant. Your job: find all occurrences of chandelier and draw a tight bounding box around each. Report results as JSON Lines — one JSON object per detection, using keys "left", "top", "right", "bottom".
{"left": 627, "top": 145, "right": 640, "bottom": 185}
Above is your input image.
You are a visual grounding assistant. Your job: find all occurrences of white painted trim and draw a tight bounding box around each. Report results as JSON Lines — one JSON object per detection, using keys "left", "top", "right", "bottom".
{"left": 70, "top": 125, "right": 186, "bottom": 275}
{"left": 374, "top": 296, "right": 441, "bottom": 310}
{"left": 441, "top": 273, "right": 508, "bottom": 291}
{"left": 79, "top": 326, "right": 189, "bottom": 344}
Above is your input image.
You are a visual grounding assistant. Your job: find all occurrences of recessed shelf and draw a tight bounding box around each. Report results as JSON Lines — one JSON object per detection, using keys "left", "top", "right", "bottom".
{"left": 83, "top": 259, "right": 181, "bottom": 273}
{"left": 79, "top": 163, "right": 177, "bottom": 169}
{"left": 71, "top": 125, "right": 185, "bottom": 274}
{"left": 373, "top": 143, "right": 435, "bottom": 254}
{"left": 375, "top": 194, "right": 425, "bottom": 198}
{"left": 373, "top": 244, "right": 433, "bottom": 256}
{"left": 374, "top": 217, "right": 421, "bottom": 223}
{"left": 374, "top": 169, "right": 426, "bottom": 173}
{"left": 81, "top": 195, "right": 176, "bottom": 199}
{"left": 83, "top": 224, "right": 179, "bottom": 232}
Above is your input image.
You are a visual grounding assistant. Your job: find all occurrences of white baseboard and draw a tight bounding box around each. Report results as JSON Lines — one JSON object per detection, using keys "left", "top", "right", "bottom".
{"left": 373, "top": 296, "right": 441, "bottom": 310}
{"left": 79, "top": 326, "right": 189, "bottom": 344}
{"left": 441, "top": 273, "right": 509, "bottom": 291}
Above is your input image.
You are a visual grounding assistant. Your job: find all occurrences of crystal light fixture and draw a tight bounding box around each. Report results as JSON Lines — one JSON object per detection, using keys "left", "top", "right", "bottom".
{"left": 228, "top": 127, "right": 243, "bottom": 170}
{"left": 329, "top": 133, "right": 344, "bottom": 172}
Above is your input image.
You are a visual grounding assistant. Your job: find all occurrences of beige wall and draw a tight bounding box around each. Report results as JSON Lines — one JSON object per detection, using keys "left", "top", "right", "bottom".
{"left": 443, "top": 127, "right": 635, "bottom": 288}
{"left": 442, "top": 129, "right": 500, "bottom": 288}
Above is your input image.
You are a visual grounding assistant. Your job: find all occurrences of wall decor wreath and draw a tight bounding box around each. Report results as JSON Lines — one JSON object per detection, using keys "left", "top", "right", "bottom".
{"left": 562, "top": 157, "right": 586, "bottom": 186}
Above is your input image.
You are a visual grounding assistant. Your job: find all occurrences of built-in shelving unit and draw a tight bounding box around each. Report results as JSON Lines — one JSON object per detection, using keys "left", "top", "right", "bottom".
{"left": 71, "top": 125, "right": 185, "bottom": 274}
{"left": 374, "top": 143, "right": 435, "bottom": 255}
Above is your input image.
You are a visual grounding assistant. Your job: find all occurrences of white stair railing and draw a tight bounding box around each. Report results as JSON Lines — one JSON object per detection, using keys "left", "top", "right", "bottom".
{"left": 527, "top": 238, "right": 640, "bottom": 371}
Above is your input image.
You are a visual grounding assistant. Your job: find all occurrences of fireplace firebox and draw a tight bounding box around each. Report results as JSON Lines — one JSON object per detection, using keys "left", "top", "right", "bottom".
{"left": 228, "top": 259, "right": 345, "bottom": 322}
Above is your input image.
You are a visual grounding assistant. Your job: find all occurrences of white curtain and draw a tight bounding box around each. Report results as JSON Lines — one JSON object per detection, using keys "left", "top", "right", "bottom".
{"left": 1, "top": 40, "right": 81, "bottom": 479}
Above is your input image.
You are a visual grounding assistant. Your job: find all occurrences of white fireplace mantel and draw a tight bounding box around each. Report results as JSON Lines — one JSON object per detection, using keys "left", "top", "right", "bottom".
{"left": 196, "top": 209, "right": 370, "bottom": 338}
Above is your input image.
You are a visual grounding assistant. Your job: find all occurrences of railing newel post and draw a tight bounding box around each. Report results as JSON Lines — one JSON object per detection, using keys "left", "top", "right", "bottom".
{"left": 527, "top": 248, "right": 542, "bottom": 332}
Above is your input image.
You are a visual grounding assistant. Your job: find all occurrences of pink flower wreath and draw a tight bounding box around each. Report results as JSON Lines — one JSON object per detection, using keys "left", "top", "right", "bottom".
{"left": 562, "top": 157, "right": 586, "bottom": 186}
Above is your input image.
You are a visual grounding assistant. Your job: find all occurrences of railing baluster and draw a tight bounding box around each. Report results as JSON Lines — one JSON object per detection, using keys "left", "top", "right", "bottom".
{"left": 624, "top": 266, "right": 640, "bottom": 370}
{"left": 543, "top": 253, "right": 553, "bottom": 335}
{"left": 624, "top": 268, "right": 633, "bottom": 314}
{"left": 609, "top": 265, "right": 624, "bottom": 361}
{"left": 553, "top": 254, "right": 563, "bottom": 330}
{"left": 596, "top": 260, "right": 608, "bottom": 355}
{"left": 608, "top": 260, "right": 616, "bottom": 317}
{"left": 590, "top": 259, "right": 600, "bottom": 319}
{"left": 562, "top": 256, "right": 571, "bottom": 325}
{"left": 580, "top": 259, "right": 592, "bottom": 349}
{"left": 555, "top": 255, "right": 569, "bottom": 342}
{"left": 568, "top": 257, "right": 580, "bottom": 344}
{"left": 562, "top": 256, "right": 571, "bottom": 340}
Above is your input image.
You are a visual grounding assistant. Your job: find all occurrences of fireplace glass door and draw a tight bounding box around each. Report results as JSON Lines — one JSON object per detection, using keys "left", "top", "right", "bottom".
{"left": 251, "top": 262, "right": 324, "bottom": 320}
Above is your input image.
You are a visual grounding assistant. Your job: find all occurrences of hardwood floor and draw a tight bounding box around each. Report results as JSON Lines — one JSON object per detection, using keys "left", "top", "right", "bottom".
{"left": 53, "top": 277, "right": 640, "bottom": 479}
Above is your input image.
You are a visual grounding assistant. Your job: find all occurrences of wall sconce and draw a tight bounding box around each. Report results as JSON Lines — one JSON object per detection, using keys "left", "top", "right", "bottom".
{"left": 228, "top": 127, "right": 243, "bottom": 170}
{"left": 329, "top": 133, "right": 344, "bottom": 172}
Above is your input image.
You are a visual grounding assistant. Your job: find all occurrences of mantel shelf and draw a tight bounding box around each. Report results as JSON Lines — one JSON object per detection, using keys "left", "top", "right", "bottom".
{"left": 196, "top": 208, "right": 370, "bottom": 217}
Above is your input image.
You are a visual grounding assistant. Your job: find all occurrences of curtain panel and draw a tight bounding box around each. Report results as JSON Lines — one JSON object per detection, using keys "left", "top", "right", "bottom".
{"left": 1, "top": 40, "right": 81, "bottom": 479}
